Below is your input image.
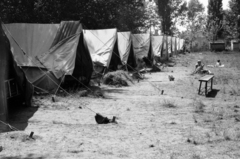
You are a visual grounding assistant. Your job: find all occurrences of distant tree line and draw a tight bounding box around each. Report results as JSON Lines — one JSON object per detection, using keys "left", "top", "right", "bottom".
{"left": 224, "top": 0, "right": 240, "bottom": 39}
{"left": 0, "top": 0, "right": 149, "bottom": 32}
{"left": 2, "top": 0, "right": 239, "bottom": 42}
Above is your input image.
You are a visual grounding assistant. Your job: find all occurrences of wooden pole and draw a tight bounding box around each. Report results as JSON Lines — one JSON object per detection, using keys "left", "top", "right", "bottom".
{"left": 0, "top": 24, "right": 9, "bottom": 132}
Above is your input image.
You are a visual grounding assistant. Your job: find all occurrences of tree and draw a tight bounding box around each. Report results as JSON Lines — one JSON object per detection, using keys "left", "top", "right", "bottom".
{"left": 142, "top": 1, "right": 161, "bottom": 34}
{"left": 185, "top": 0, "right": 205, "bottom": 49}
{"left": 0, "top": 0, "right": 147, "bottom": 32}
{"left": 226, "top": 0, "right": 240, "bottom": 39}
{"left": 187, "top": 0, "right": 204, "bottom": 20}
{"left": 207, "top": 0, "right": 224, "bottom": 40}
{"left": 111, "top": 0, "right": 147, "bottom": 32}
{"left": 156, "top": 0, "right": 187, "bottom": 35}
{"left": 222, "top": 9, "right": 236, "bottom": 39}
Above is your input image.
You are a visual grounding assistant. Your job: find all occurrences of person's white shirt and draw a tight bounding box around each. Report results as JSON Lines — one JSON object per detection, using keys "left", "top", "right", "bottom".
{"left": 215, "top": 61, "right": 224, "bottom": 67}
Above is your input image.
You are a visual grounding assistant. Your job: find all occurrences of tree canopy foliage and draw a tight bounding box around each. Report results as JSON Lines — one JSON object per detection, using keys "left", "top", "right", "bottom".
{"left": 0, "top": 0, "right": 149, "bottom": 32}
{"left": 184, "top": 0, "right": 205, "bottom": 48}
{"left": 207, "top": 0, "right": 224, "bottom": 40}
{"left": 143, "top": 1, "right": 161, "bottom": 34}
{"left": 155, "top": 0, "right": 187, "bottom": 35}
{"left": 224, "top": 0, "right": 240, "bottom": 39}
{"left": 187, "top": 0, "right": 204, "bottom": 21}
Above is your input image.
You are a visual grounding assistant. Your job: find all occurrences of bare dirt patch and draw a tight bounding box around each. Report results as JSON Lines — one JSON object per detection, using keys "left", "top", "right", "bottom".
{"left": 1, "top": 52, "right": 240, "bottom": 159}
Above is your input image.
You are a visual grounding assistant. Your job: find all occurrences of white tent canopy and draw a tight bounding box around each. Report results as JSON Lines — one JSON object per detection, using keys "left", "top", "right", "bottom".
{"left": 151, "top": 36, "right": 163, "bottom": 57}
{"left": 117, "top": 32, "right": 132, "bottom": 64}
{"left": 83, "top": 28, "right": 117, "bottom": 67}
{"left": 131, "top": 34, "right": 151, "bottom": 59}
{"left": 167, "top": 36, "right": 172, "bottom": 54}
{"left": 180, "top": 39, "right": 185, "bottom": 50}
{"left": 171, "top": 37, "right": 176, "bottom": 55}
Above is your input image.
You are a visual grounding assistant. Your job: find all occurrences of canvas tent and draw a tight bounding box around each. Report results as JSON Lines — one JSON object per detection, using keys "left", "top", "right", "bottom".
{"left": 167, "top": 36, "right": 172, "bottom": 55}
{"left": 176, "top": 38, "right": 180, "bottom": 51}
{"left": 117, "top": 32, "right": 136, "bottom": 70}
{"left": 171, "top": 37, "right": 176, "bottom": 55}
{"left": 160, "top": 36, "right": 168, "bottom": 60}
{"left": 131, "top": 34, "right": 153, "bottom": 66}
{"left": 179, "top": 39, "right": 185, "bottom": 50}
{"left": 151, "top": 35, "right": 164, "bottom": 62}
{"left": 37, "top": 21, "right": 93, "bottom": 84}
{"left": 4, "top": 23, "right": 60, "bottom": 93}
{"left": 4, "top": 21, "right": 93, "bottom": 93}
{"left": 1, "top": 22, "right": 33, "bottom": 130}
{"left": 151, "top": 36, "right": 163, "bottom": 58}
{"left": 0, "top": 22, "right": 12, "bottom": 128}
{"left": 83, "top": 29, "right": 121, "bottom": 73}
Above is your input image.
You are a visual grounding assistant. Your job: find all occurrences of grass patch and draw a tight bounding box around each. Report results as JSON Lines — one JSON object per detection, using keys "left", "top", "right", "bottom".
{"left": 201, "top": 51, "right": 240, "bottom": 68}
{"left": 193, "top": 100, "right": 206, "bottom": 113}
{"left": 192, "top": 154, "right": 201, "bottom": 159}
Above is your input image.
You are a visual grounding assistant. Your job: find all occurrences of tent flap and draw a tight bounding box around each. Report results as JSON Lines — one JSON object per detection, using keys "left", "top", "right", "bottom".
{"left": 37, "top": 21, "right": 82, "bottom": 79}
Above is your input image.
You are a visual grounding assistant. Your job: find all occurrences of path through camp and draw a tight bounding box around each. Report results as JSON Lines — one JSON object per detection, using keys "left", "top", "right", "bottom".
{"left": 1, "top": 53, "right": 240, "bottom": 159}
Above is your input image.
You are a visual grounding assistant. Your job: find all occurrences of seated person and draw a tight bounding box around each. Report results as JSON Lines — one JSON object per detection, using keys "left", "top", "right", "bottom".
{"left": 192, "top": 60, "right": 212, "bottom": 74}
{"left": 215, "top": 60, "right": 224, "bottom": 67}
{"left": 207, "top": 59, "right": 225, "bottom": 68}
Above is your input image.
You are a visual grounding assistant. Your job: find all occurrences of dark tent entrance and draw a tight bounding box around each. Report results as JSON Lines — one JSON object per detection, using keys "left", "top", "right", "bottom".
{"left": 131, "top": 33, "right": 154, "bottom": 68}
{"left": 109, "top": 39, "right": 122, "bottom": 71}
{"left": 125, "top": 43, "right": 137, "bottom": 71}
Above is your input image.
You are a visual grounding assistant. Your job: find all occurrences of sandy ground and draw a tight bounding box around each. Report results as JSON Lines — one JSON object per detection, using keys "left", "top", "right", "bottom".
{"left": 1, "top": 52, "right": 240, "bottom": 159}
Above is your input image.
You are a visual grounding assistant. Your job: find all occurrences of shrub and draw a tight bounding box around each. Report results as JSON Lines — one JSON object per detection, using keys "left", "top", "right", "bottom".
{"left": 103, "top": 70, "right": 133, "bottom": 87}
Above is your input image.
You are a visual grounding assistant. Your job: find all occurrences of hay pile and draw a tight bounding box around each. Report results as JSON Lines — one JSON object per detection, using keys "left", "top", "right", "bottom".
{"left": 103, "top": 70, "right": 134, "bottom": 87}
{"left": 150, "top": 65, "right": 161, "bottom": 72}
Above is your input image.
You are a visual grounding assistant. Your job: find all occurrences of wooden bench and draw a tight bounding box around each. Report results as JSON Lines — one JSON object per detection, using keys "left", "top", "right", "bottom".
{"left": 198, "top": 75, "right": 214, "bottom": 96}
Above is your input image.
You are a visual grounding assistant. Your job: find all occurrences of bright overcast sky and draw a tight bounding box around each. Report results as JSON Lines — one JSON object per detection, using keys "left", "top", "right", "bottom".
{"left": 185, "top": 0, "right": 230, "bottom": 12}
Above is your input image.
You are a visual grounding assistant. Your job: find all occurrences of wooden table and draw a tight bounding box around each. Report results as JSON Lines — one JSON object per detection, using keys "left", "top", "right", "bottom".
{"left": 198, "top": 75, "right": 214, "bottom": 96}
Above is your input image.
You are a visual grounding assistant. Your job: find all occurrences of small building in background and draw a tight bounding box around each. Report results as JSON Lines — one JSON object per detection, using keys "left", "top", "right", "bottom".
{"left": 231, "top": 40, "right": 239, "bottom": 51}
{"left": 209, "top": 41, "right": 225, "bottom": 52}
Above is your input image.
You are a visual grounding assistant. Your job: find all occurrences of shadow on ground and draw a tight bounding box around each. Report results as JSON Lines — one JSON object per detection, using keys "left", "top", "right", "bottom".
{"left": 8, "top": 96, "right": 39, "bottom": 131}
{"left": 101, "top": 87, "right": 127, "bottom": 99}
{"left": 207, "top": 89, "right": 220, "bottom": 98}
{"left": 1, "top": 154, "right": 45, "bottom": 159}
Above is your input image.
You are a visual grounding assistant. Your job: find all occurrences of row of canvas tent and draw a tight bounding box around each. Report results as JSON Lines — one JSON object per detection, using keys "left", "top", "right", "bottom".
{"left": 0, "top": 21, "right": 185, "bottom": 125}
